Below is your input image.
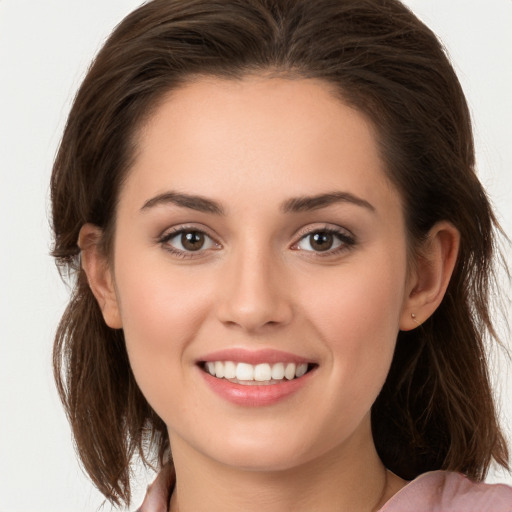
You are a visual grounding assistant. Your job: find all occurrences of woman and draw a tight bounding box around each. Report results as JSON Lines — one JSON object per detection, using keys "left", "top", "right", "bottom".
{"left": 50, "top": 0, "right": 511, "bottom": 510}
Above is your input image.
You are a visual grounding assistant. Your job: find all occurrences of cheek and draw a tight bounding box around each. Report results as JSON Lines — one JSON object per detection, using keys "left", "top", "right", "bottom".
{"left": 307, "top": 254, "right": 406, "bottom": 401}
{"left": 115, "top": 237, "right": 217, "bottom": 333}
{"left": 118, "top": 271, "right": 200, "bottom": 345}
{"left": 113, "top": 259, "right": 213, "bottom": 409}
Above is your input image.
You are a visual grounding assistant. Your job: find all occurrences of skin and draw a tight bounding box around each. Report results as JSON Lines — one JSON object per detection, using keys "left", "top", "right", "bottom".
{"left": 80, "top": 77, "right": 460, "bottom": 511}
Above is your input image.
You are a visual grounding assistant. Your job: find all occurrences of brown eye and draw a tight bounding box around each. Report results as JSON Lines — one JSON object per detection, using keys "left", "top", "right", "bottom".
{"left": 181, "top": 231, "right": 205, "bottom": 251}
{"left": 295, "top": 229, "right": 353, "bottom": 254}
{"left": 309, "top": 232, "right": 334, "bottom": 251}
{"left": 161, "top": 229, "right": 217, "bottom": 254}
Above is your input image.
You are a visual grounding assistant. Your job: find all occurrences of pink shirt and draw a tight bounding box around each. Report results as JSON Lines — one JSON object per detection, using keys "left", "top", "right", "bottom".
{"left": 379, "top": 471, "right": 512, "bottom": 511}
{"left": 137, "top": 467, "right": 512, "bottom": 511}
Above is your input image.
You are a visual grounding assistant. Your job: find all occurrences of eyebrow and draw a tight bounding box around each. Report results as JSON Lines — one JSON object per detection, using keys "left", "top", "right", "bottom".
{"left": 281, "top": 192, "right": 375, "bottom": 213}
{"left": 141, "top": 192, "right": 225, "bottom": 215}
{"left": 140, "top": 190, "right": 375, "bottom": 216}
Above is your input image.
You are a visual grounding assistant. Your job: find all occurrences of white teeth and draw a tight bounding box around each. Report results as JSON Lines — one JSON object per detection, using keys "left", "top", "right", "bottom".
{"left": 206, "top": 362, "right": 215, "bottom": 376}
{"left": 204, "top": 361, "right": 311, "bottom": 382}
{"left": 254, "top": 363, "right": 272, "bottom": 381}
{"left": 296, "top": 363, "right": 308, "bottom": 378}
{"left": 214, "top": 361, "right": 224, "bottom": 378}
{"left": 236, "top": 362, "right": 254, "bottom": 381}
{"left": 224, "top": 360, "right": 236, "bottom": 379}
{"left": 271, "top": 362, "right": 285, "bottom": 380}
{"left": 284, "top": 363, "right": 296, "bottom": 380}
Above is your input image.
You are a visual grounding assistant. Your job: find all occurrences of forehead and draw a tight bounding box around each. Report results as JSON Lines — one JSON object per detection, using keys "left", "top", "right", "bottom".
{"left": 122, "top": 76, "right": 398, "bottom": 214}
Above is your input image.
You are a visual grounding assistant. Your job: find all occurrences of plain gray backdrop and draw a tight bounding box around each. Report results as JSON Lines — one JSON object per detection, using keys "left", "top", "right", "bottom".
{"left": 1, "top": 1, "right": 511, "bottom": 510}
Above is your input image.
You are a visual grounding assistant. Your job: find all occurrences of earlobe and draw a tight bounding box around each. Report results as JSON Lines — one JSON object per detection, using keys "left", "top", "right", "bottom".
{"left": 400, "top": 221, "right": 460, "bottom": 331}
{"left": 78, "top": 224, "right": 123, "bottom": 329}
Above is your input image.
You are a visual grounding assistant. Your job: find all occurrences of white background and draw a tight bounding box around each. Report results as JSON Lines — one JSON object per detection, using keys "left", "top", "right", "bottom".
{"left": 0, "top": 1, "right": 511, "bottom": 511}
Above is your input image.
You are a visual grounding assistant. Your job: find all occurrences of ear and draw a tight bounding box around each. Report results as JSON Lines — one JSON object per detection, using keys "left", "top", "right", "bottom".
{"left": 78, "top": 224, "right": 123, "bottom": 329}
{"left": 400, "top": 221, "right": 460, "bottom": 331}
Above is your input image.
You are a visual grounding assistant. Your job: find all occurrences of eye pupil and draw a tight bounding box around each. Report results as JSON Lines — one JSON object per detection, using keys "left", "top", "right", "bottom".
{"left": 181, "top": 231, "right": 205, "bottom": 251}
{"left": 310, "top": 232, "right": 333, "bottom": 251}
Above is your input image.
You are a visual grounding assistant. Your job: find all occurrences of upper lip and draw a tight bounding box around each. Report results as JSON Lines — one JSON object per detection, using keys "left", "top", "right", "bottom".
{"left": 197, "top": 348, "right": 314, "bottom": 365}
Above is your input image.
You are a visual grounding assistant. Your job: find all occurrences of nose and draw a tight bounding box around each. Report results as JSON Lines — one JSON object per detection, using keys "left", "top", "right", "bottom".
{"left": 215, "top": 246, "right": 293, "bottom": 333}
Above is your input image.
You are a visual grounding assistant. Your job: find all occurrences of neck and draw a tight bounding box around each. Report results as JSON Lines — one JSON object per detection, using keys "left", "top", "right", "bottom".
{"left": 168, "top": 419, "right": 404, "bottom": 512}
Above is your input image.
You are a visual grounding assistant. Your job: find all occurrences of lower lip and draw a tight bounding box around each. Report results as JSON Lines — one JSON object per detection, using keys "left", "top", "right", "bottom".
{"left": 199, "top": 367, "right": 315, "bottom": 406}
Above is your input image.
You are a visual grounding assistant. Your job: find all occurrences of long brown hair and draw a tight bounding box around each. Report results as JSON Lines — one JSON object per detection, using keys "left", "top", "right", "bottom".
{"left": 51, "top": 0, "right": 509, "bottom": 506}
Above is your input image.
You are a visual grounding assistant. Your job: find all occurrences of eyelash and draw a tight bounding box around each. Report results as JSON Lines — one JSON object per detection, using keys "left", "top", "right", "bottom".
{"left": 158, "top": 226, "right": 221, "bottom": 259}
{"left": 291, "top": 225, "right": 356, "bottom": 257}
{"left": 157, "top": 225, "right": 356, "bottom": 259}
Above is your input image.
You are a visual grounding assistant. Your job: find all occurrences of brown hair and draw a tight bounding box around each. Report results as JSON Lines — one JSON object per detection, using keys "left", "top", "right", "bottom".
{"left": 51, "top": 0, "right": 509, "bottom": 506}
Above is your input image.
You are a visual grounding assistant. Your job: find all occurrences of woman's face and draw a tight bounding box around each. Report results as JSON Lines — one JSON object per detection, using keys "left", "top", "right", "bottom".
{"left": 108, "top": 77, "right": 415, "bottom": 471}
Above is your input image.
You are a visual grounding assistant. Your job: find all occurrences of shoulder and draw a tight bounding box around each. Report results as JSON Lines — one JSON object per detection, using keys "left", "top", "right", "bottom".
{"left": 135, "top": 463, "right": 175, "bottom": 512}
{"left": 379, "top": 471, "right": 512, "bottom": 512}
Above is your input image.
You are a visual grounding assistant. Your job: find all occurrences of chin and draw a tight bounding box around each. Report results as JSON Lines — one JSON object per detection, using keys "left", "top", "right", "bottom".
{"left": 180, "top": 419, "right": 349, "bottom": 474}
{"left": 205, "top": 444, "right": 314, "bottom": 473}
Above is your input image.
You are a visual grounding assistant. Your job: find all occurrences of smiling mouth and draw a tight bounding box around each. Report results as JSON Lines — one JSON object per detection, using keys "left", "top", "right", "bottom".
{"left": 200, "top": 361, "right": 317, "bottom": 385}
